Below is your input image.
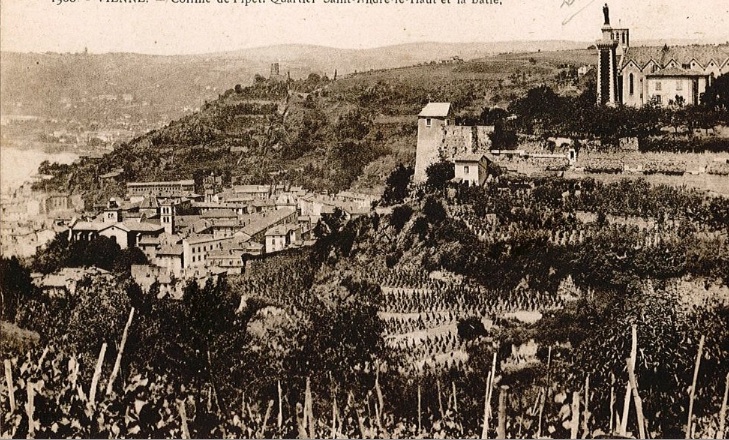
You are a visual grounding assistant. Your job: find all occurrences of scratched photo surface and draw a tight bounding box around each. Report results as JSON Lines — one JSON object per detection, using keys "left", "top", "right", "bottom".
{"left": 1, "top": 0, "right": 729, "bottom": 438}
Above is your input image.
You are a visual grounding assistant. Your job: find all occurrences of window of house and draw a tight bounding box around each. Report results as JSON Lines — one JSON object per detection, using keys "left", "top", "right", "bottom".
{"left": 629, "top": 73, "right": 634, "bottom": 95}
{"left": 655, "top": 95, "right": 662, "bottom": 104}
{"left": 426, "top": 118, "right": 432, "bottom": 127}
{"left": 655, "top": 81, "right": 662, "bottom": 91}
{"left": 676, "top": 80, "right": 682, "bottom": 91}
{"left": 463, "top": 166, "right": 469, "bottom": 174}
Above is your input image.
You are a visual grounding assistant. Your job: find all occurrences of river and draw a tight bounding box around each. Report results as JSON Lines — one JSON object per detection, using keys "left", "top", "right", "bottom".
{"left": 0, "top": 147, "right": 79, "bottom": 194}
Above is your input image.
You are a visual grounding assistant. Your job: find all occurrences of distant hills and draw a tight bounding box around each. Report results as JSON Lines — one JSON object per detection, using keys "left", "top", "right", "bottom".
{"left": 1, "top": 38, "right": 721, "bottom": 123}
{"left": 2, "top": 40, "right": 594, "bottom": 121}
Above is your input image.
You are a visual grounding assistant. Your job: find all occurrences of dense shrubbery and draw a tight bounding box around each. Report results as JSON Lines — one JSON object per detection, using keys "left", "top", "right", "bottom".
{"left": 32, "top": 233, "right": 148, "bottom": 274}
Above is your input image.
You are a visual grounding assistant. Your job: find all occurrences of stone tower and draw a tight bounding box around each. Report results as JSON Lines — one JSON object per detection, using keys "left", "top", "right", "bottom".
{"left": 596, "top": 3, "right": 619, "bottom": 106}
{"left": 160, "top": 200, "right": 175, "bottom": 235}
{"left": 414, "top": 103, "right": 451, "bottom": 183}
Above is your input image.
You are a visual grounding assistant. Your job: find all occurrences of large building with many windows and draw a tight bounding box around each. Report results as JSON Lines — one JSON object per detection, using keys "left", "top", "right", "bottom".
{"left": 597, "top": 4, "right": 729, "bottom": 107}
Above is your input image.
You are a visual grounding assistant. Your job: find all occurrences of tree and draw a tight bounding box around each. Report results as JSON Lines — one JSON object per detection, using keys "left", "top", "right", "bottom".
{"left": 32, "top": 232, "right": 72, "bottom": 274}
{"left": 0, "top": 257, "right": 35, "bottom": 321}
{"left": 382, "top": 164, "right": 414, "bottom": 205}
{"left": 488, "top": 119, "right": 518, "bottom": 150}
{"left": 423, "top": 196, "right": 447, "bottom": 224}
{"left": 390, "top": 205, "right": 414, "bottom": 231}
{"left": 701, "top": 73, "right": 729, "bottom": 110}
{"left": 457, "top": 316, "right": 487, "bottom": 341}
{"left": 425, "top": 161, "right": 455, "bottom": 191}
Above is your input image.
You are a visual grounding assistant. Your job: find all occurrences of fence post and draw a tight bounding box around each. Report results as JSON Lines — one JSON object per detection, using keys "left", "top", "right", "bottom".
{"left": 717, "top": 372, "right": 728, "bottom": 439}
{"left": 106, "top": 307, "right": 135, "bottom": 396}
{"left": 609, "top": 373, "right": 616, "bottom": 434}
{"left": 570, "top": 390, "right": 580, "bottom": 439}
{"left": 686, "top": 335, "right": 705, "bottom": 439}
{"left": 3, "top": 359, "right": 15, "bottom": 412}
{"left": 482, "top": 371, "right": 493, "bottom": 439}
{"left": 27, "top": 382, "right": 36, "bottom": 437}
{"left": 417, "top": 383, "right": 422, "bottom": 435}
{"left": 621, "top": 325, "right": 638, "bottom": 436}
{"left": 452, "top": 381, "right": 458, "bottom": 413}
{"left": 582, "top": 375, "right": 590, "bottom": 439}
{"left": 89, "top": 342, "right": 107, "bottom": 407}
{"left": 627, "top": 357, "right": 647, "bottom": 439}
{"left": 497, "top": 385, "right": 509, "bottom": 439}
{"left": 178, "top": 400, "right": 191, "bottom": 439}
{"left": 278, "top": 380, "right": 283, "bottom": 429}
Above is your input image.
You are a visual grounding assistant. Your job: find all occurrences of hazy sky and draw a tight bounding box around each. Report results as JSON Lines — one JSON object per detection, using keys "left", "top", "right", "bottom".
{"left": 1, "top": 0, "right": 727, "bottom": 54}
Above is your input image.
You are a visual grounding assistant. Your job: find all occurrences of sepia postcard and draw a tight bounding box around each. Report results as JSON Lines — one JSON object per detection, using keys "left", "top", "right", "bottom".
{"left": 1, "top": 0, "right": 729, "bottom": 438}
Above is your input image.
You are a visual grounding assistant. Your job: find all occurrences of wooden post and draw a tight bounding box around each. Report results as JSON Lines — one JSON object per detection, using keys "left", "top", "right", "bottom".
{"left": 609, "top": 373, "right": 616, "bottom": 434}
{"left": 570, "top": 391, "right": 580, "bottom": 439}
{"left": 686, "top": 335, "right": 705, "bottom": 439}
{"left": 582, "top": 375, "right": 590, "bottom": 439}
{"left": 278, "top": 380, "right": 283, "bottom": 429}
{"left": 106, "top": 307, "right": 135, "bottom": 396}
{"left": 305, "top": 377, "right": 314, "bottom": 438}
{"left": 537, "top": 345, "right": 551, "bottom": 439}
{"left": 37, "top": 346, "right": 49, "bottom": 370}
{"left": 482, "top": 371, "right": 493, "bottom": 439}
{"left": 260, "top": 399, "right": 274, "bottom": 438}
{"left": 297, "top": 402, "right": 309, "bottom": 439}
{"left": 27, "top": 382, "right": 35, "bottom": 436}
{"left": 178, "top": 400, "right": 191, "bottom": 439}
{"left": 452, "top": 381, "right": 458, "bottom": 413}
{"left": 621, "top": 325, "right": 638, "bottom": 436}
{"left": 626, "top": 358, "right": 647, "bottom": 439}
{"left": 417, "top": 383, "right": 422, "bottom": 435}
{"left": 4, "top": 359, "right": 15, "bottom": 412}
{"left": 437, "top": 378, "right": 444, "bottom": 418}
{"left": 331, "top": 384, "right": 337, "bottom": 439}
{"left": 497, "top": 385, "right": 509, "bottom": 439}
{"left": 717, "top": 372, "right": 728, "bottom": 439}
{"left": 89, "top": 342, "right": 107, "bottom": 406}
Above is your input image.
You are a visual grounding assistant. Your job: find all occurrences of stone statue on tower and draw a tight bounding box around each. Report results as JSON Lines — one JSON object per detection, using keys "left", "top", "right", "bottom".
{"left": 603, "top": 3, "right": 610, "bottom": 26}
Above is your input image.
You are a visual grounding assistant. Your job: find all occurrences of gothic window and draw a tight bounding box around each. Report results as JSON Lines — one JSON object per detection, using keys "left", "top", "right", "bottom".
{"left": 464, "top": 166, "right": 470, "bottom": 174}
{"left": 629, "top": 73, "right": 634, "bottom": 95}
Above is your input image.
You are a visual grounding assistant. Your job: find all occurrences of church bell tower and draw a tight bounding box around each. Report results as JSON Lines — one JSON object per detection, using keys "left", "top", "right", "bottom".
{"left": 596, "top": 3, "right": 619, "bottom": 106}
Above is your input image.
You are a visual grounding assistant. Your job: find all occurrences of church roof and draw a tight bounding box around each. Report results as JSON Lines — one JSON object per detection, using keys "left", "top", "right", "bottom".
{"left": 645, "top": 67, "right": 706, "bottom": 77}
{"left": 621, "top": 44, "right": 729, "bottom": 70}
{"left": 419, "top": 103, "right": 451, "bottom": 118}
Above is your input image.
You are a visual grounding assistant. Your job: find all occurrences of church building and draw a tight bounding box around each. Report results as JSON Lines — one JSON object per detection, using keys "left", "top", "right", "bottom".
{"left": 596, "top": 4, "right": 729, "bottom": 107}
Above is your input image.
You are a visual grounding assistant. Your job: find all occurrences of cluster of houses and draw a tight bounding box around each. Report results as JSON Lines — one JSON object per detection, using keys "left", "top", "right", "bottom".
{"left": 1, "top": 185, "right": 85, "bottom": 258}
{"left": 44, "top": 176, "right": 379, "bottom": 299}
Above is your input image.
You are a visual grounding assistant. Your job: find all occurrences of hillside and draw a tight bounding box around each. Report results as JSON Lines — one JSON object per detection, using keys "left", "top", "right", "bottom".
{"left": 30, "top": 48, "right": 593, "bottom": 205}
{"left": 1, "top": 41, "right": 592, "bottom": 122}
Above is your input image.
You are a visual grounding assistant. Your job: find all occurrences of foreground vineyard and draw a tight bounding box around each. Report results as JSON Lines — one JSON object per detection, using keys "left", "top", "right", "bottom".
{"left": 2, "top": 175, "right": 729, "bottom": 438}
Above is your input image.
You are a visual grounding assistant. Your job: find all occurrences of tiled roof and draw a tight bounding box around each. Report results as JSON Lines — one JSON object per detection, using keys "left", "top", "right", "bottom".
{"left": 120, "top": 221, "right": 164, "bottom": 233}
{"left": 454, "top": 153, "right": 488, "bottom": 162}
{"left": 201, "top": 209, "right": 238, "bottom": 219}
{"left": 621, "top": 44, "right": 729, "bottom": 70}
{"left": 418, "top": 102, "right": 451, "bottom": 118}
{"left": 645, "top": 67, "right": 706, "bottom": 77}
{"left": 265, "top": 223, "right": 299, "bottom": 236}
